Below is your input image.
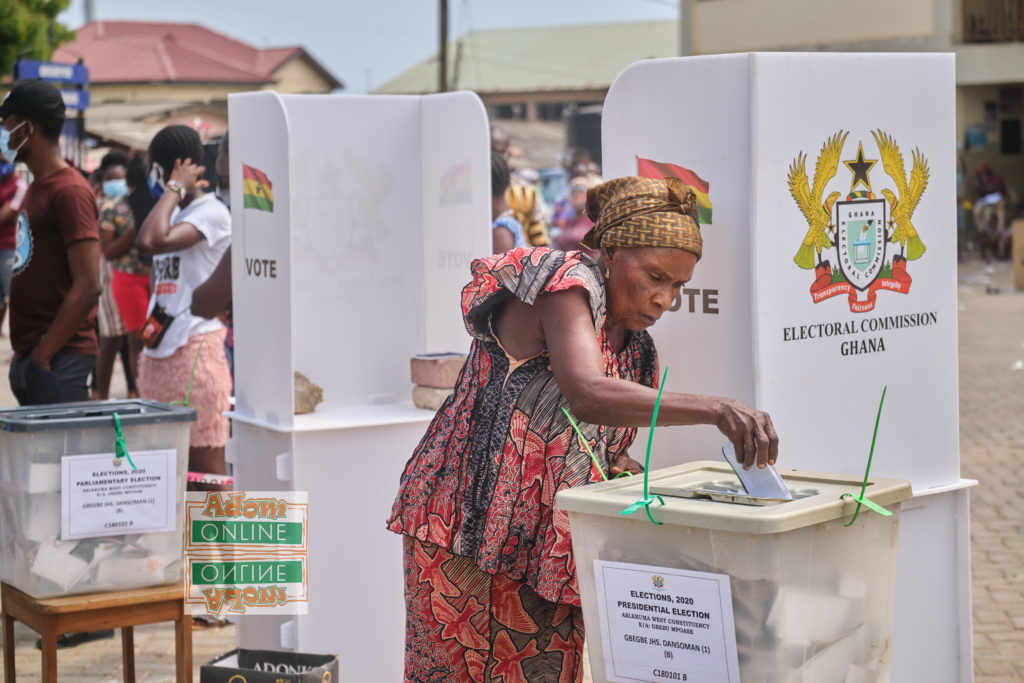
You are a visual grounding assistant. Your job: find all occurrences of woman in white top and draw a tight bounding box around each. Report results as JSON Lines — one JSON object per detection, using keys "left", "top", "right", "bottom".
{"left": 137, "top": 125, "right": 231, "bottom": 486}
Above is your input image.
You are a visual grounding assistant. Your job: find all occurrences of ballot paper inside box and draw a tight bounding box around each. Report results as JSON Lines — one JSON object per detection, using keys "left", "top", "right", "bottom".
{"left": 0, "top": 400, "right": 194, "bottom": 598}
{"left": 557, "top": 461, "right": 912, "bottom": 683}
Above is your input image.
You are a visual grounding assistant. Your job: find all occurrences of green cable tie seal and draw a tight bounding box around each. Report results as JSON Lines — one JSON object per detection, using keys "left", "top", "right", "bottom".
{"left": 620, "top": 366, "right": 670, "bottom": 525}
{"left": 561, "top": 406, "right": 635, "bottom": 482}
{"left": 170, "top": 337, "right": 206, "bottom": 408}
{"left": 561, "top": 406, "right": 608, "bottom": 482}
{"left": 842, "top": 385, "right": 891, "bottom": 527}
{"left": 840, "top": 492, "right": 892, "bottom": 518}
{"left": 112, "top": 412, "right": 138, "bottom": 471}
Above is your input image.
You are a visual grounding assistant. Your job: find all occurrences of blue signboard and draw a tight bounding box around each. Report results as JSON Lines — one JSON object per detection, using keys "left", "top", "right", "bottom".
{"left": 59, "top": 89, "right": 90, "bottom": 111}
{"left": 15, "top": 60, "right": 89, "bottom": 85}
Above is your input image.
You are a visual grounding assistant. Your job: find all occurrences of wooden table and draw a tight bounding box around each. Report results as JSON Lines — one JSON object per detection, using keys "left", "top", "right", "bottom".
{"left": 1, "top": 582, "right": 191, "bottom": 682}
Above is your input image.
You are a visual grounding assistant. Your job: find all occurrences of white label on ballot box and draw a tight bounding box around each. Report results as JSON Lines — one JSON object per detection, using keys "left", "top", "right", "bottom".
{"left": 61, "top": 449, "right": 177, "bottom": 540}
{"left": 594, "top": 560, "right": 740, "bottom": 683}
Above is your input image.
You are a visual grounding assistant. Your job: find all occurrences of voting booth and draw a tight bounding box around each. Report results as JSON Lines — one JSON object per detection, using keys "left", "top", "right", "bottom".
{"left": 225, "top": 90, "right": 491, "bottom": 681}
{"left": 600, "top": 53, "right": 974, "bottom": 681}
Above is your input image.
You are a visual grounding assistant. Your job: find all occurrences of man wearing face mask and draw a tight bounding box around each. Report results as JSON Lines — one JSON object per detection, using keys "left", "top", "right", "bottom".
{"left": 0, "top": 155, "right": 28, "bottom": 335}
{"left": 0, "top": 78, "right": 101, "bottom": 405}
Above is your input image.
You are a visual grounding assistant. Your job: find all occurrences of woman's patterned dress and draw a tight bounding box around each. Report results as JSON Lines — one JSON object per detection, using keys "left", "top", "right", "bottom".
{"left": 389, "top": 247, "right": 659, "bottom": 682}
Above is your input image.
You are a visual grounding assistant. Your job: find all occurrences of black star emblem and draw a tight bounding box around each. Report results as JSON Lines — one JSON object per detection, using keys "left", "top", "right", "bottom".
{"left": 843, "top": 142, "right": 877, "bottom": 193}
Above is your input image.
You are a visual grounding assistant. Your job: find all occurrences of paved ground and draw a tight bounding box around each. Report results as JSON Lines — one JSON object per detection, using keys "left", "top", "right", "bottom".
{"left": 4, "top": 622, "right": 235, "bottom": 682}
{"left": 0, "top": 257, "right": 1021, "bottom": 680}
{"left": 958, "top": 259, "right": 1024, "bottom": 681}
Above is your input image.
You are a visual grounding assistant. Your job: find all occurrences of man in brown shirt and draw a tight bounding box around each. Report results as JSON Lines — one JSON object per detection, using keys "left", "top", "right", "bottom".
{"left": 1, "top": 79, "right": 101, "bottom": 405}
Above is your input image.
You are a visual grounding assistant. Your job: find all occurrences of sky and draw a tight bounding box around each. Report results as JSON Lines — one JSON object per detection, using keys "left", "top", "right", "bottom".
{"left": 57, "top": 0, "right": 678, "bottom": 93}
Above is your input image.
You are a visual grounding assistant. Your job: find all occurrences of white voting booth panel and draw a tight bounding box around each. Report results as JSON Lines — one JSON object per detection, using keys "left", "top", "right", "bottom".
{"left": 226, "top": 90, "right": 491, "bottom": 682}
{"left": 891, "top": 482, "right": 974, "bottom": 682}
{"left": 228, "top": 90, "right": 489, "bottom": 428}
{"left": 602, "top": 53, "right": 958, "bottom": 489}
{"left": 227, "top": 418, "right": 430, "bottom": 683}
{"left": 602, "top": 54, "right": 971, "bottom": 682}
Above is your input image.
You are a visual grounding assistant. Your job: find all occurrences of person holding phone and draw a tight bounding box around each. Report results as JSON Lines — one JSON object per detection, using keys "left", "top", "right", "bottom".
{"left": 136, "top": 125, "right": 231, "bottom": 489}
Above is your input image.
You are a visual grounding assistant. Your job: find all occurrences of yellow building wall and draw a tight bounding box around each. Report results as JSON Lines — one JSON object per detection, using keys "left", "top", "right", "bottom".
{"left": 265, "top": 56, "right": 336, "bottom": 94}
{"left": 694, "top": 0, "right": 935, "bottom": 53}
{"left": 89, "top": 83, "right": 257, "bottom": 105}
{"left": 86, "top": 59, "right": 333, "bottom": 104}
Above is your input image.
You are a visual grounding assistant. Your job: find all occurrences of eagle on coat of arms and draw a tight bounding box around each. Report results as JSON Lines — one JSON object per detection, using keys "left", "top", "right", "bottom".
{"left": 786, "top": 130, "right": 929, "bottom": 313}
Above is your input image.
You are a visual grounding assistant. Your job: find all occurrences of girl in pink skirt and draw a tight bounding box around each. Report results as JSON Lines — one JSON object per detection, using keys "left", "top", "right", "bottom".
{"left": 136, "top": 125, "right": 232, "bottom": 487}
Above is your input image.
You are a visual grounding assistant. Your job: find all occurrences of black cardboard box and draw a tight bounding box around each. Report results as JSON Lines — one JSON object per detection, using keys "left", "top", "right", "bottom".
{"left": 200, "top": 648, "right": 338, "bottom": 683}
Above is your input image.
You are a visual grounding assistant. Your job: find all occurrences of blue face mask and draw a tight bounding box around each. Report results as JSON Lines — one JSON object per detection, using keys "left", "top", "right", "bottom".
{"left": 103, "top": 178, "right": 128, "bottom": 199}
{"left": 147, "top": 165, "right": 165, "bottom": 199}
{"left": 0, "top": 122, "right": 28, "bottom": 161}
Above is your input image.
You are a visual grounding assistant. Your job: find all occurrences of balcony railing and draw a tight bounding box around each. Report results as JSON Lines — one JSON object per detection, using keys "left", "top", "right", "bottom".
{"left": 963, "top": 0, "right": 1024, "bottom": 42}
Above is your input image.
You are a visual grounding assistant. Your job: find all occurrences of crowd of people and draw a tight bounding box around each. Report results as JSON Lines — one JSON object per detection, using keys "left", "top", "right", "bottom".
{"left": 489, "top": 124, "right": 604, "bottom": 257}
{"left": 0, "top": 83, "right": 627, "bottom": 500}
{"left": 0, "top": 78, "right": 233, "bottom": 494}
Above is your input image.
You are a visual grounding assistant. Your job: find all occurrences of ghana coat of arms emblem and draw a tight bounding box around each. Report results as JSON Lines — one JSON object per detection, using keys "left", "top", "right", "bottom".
{"left": 788, "top": 130, "right": 929, "bottom": 313}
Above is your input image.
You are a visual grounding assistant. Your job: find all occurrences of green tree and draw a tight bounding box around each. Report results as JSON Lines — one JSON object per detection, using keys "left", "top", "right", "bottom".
{"left": 0, "top": 0, "right": 75, "bottom": 79}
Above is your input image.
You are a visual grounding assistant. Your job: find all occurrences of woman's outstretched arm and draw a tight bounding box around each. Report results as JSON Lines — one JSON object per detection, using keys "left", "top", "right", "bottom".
{"left": 535, "top": 287, "right": 779, "bottom": 469}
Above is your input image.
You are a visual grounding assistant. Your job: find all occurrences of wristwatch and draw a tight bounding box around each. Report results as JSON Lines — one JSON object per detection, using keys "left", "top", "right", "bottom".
{"left": 166, "top": 179, "right": 187, "bottom": 199}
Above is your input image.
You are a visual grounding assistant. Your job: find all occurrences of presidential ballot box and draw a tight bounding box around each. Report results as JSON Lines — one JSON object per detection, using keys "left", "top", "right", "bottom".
{"left": 558, "top": 462, "right": 912, "bottom": 683}
{"left": 601, "top": 53, "right": 973, "bottom": 682}
{"left": 0, "top": 400, "right": 194, "bottom": 597}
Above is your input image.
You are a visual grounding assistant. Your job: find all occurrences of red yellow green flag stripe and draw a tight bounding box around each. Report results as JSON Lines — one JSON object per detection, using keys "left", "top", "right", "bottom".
{"left": 637, "top": 157, "right": 712, "bottom": 224}
{"left": 242, "top": 164, "right": 274, "bottom": 212}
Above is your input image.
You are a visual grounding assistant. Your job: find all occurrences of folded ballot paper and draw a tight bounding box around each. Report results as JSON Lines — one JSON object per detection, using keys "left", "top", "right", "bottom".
{"left": 722, "top": 443, "right": 793, "bottom": 501}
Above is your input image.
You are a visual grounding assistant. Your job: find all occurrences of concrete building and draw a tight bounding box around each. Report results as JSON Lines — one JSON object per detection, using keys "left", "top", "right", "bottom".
{"left": 686, "top": 0, "right": 1024, "bottom": 197}
{"left": 376, "top": 20, "right": 677, "bottom": 123}
{"left": 380, "top": 3, "right": 1021, "bottom": 190}
{"left": 375, "top": 20, "right": 679, "bottom": 168}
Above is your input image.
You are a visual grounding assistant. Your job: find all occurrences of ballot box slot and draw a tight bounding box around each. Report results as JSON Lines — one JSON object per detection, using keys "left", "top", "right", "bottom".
{"left": 650, "top": 479, "right": 823, "bottom": 506}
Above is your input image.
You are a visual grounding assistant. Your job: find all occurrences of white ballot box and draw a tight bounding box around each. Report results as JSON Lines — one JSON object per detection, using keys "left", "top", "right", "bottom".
{"left": 0, "top": 400, "right": 193, "bottom": 597}
{"left": 558, "top": 462, "right": 912, "bottom": 683}
{"left": 601, "top": 53, "right": 973, "bottom": 681}
{"left": 226, "top": 90, "right": 491, "bottom": 682}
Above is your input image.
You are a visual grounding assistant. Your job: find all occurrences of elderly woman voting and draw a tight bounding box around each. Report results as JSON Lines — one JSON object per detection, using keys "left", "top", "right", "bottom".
{"left": 389, "top": 176, "right": 779, "bottom": 683}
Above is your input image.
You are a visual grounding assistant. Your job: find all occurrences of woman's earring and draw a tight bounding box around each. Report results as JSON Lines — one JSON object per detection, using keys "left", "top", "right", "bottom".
{"left": 604, "top": 266, "right": 611, "bottom": 280}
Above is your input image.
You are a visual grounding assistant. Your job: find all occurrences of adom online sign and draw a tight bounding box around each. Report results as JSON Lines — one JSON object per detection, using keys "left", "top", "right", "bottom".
{"left": 185, "top": 491, "right": 308, "bottom": 615}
